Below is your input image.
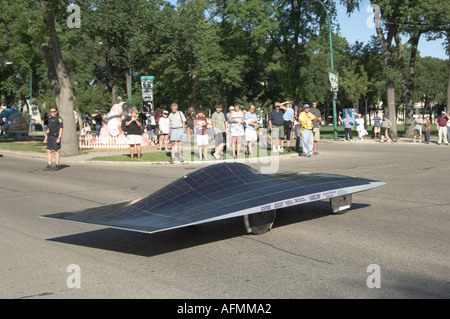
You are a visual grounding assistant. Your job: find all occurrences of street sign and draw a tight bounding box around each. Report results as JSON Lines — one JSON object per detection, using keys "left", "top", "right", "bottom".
{"left": 141, "top": 76, "right": 154, "bottom": 112}
{"left": 329, "top": 72, "right": 338, "bottom": 91}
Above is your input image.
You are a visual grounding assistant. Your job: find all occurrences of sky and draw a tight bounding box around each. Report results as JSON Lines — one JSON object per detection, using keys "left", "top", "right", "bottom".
{"left": 336, "top": 2, "right": 448, "bottom": 60}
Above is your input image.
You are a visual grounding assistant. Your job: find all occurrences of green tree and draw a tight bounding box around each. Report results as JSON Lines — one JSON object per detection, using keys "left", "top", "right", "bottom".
{"left": 339, "top": 60, "right": 368, "bottom": 112}
{"left": 414, "top": 56, "right": 448, "bottom": 114}
{"left": 35, "top": 0, "right": 79, "bottom": 155}
{"left": 0, "top": 0, "right": 44, "bottom": 113}
{"left": 344, "top": 0, "right": 450, "bottom": 136}
{"left": 270, "top": 0, "right": 337, "bottom": 103}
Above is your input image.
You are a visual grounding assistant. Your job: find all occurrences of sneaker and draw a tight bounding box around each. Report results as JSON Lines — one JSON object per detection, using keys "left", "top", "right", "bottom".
{"left": 169, "top": 158, "right": 175, "bottom": 164}
{"left": 52, "top": 165, "right": 60, "bottom": 171}
{"left": 272, "top": 148, "right": 278, "bottom": 153}
{"left": 43, "top": 165, "right": 52, "bottom": 171}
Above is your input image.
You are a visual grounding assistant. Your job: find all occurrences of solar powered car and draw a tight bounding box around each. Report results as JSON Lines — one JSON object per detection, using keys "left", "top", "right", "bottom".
{"left": 41, "top": 163, "right": 384, "bottom": 235}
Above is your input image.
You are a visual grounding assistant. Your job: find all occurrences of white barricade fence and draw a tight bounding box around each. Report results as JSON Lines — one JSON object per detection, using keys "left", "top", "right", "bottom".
{"left": 79, "top": 133, "right": 149, "bottom": 150}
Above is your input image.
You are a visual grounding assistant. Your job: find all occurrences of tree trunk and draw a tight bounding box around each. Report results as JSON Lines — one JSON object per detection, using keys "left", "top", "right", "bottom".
{"left": 189, "top": 72, "right": 199, "bottom": 108}
{"left": 395, "top": 33, "right": 420, "bottom": 136}
{"left": 216, "top": 73, "right": 227, "bottom": 108}
{"left": 41, "top": 45, "right": 61, "bottom": 108}
{"left": 375, "top": 20, "right": 398, "bottom": 135}
{"left": 112, "top": 83, "right": 118, "bottom": 105}
{"left": 125, "top": 69, "right": 131, "bottom": 103}
{"left": 40, "top": 2, "right": 79, "bottom": 156}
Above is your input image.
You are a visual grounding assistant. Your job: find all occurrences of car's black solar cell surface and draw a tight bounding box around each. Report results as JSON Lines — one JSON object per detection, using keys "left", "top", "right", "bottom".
{"left": 41, "top": 163, "right": 384, "bottom": 234}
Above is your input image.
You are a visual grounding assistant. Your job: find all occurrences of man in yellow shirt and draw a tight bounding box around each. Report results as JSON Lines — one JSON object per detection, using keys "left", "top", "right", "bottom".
{"left": 299, "top": 104, "right": 318, "bottom": 157}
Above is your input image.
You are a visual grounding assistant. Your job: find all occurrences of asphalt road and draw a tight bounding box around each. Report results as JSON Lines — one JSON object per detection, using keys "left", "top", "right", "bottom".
{"left": 1, "top": 140, "right": 449, "bottom": 299}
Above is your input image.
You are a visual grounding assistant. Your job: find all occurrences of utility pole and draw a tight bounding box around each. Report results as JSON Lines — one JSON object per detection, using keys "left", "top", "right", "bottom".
{"left": 315, "top": 0, "right": 338, "bottom": 140}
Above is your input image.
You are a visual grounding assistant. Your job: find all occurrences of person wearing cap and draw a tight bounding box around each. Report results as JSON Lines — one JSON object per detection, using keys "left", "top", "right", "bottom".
{"left": 380, "top": 115, "right": 392, "bottom": 143}
{"left": 158, "top": 110, "right": 170, "bottom": 151}
{"left": 436, "top": 111, "right": 449, "bottom": 145}
{"left": 268, "top": 102, "right": 285, "bottom": 152}
{"left": 298, "top": 104, "right": 319, "bottom": 157}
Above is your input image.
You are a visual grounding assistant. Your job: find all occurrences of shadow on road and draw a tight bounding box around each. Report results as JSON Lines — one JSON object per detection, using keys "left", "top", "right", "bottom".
{"left": 47, "top": 201, "right": 370, "bottom": 257}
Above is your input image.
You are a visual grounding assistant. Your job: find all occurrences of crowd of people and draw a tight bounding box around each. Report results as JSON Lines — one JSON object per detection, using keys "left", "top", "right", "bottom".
{"left": 342, "top": 110, "right": 450, "bottom": 145}
{"left": 42, "top": 102, "right": 450, "bottom": 169}
{"left": 137, "top": 101, "right": 325, "bottom": 162}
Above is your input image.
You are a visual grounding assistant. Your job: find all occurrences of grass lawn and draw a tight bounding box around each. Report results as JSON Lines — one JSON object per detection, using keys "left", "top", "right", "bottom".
{"left": 0, "top": 136, "right": 47, "bottom": 153}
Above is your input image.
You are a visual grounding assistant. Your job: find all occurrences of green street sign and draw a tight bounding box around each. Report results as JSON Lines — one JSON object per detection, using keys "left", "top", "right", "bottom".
{"left": 140, "top": 76, "right": 154, "bottom": 81}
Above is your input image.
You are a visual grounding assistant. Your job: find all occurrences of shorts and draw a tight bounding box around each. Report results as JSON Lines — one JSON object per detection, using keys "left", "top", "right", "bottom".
{"left": 214, "top": 132, "right": 226, "bottom": 147}
{"left": 413, "top": 129, "right": 422, "bottom": 136}
{"left": 127, "top": 134, "right": 143, "bottom": 145}
{"left": 245, "top": 129, "right": 257, "bottom": 142}
{"left": 271, "top": 125, "right": 283, "bottom": 140}
{"left": 196, "top": 134, "right": 209, "bottom": 146}
{"left": 374, "top": 126, "right": 381, "bottom": 134}
{"left": 170, "top": 128, "right": 184, "bottom": 142}
{"left": 46, "top": 136, "right": 61, "bottom": 151}
{"left": 313, "top": 127, "right": 320, "bottom": 142}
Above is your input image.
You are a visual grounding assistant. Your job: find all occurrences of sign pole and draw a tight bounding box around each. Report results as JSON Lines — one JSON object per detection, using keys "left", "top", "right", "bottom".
{"left": 316, "top": 0, "right": 338, "bottom": 140}
{"left": 140, "top": 76, "right": 154, "bottom": 113}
